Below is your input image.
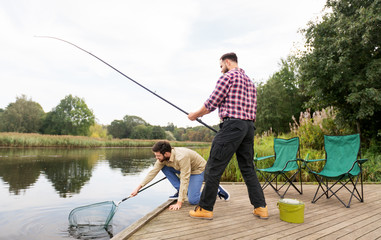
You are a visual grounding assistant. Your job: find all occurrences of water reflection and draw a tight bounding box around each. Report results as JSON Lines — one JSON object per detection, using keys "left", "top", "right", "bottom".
{"left": 106, "top": 148, "right": 155, "bottom": 175}
{"left": 0, "top": 147, "right": 173, "bottom": 240}
{"left": 0, "top": 148, "right": 155, "bottom": 197}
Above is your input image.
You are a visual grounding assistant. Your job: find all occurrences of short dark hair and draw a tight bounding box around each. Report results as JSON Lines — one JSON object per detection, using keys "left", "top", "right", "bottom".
{"left": 220, "top": 52, "right": 238, "bottom": 63}
{"left": 152, "top": 141, "right": 172, "bottom": 155}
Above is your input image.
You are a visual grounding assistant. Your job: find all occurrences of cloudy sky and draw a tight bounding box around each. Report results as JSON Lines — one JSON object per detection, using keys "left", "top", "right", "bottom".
{"left": 0, "top": 0, "right": 326, "bottom": 128}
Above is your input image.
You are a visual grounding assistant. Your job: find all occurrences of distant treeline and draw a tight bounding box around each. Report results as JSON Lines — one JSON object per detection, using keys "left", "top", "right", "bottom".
{"left": 0, "top": 94, "right": 217, "bottom": 142}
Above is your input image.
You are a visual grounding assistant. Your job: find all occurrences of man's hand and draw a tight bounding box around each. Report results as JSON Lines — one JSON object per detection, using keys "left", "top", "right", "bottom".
{"left": 130, "top": 185, "right": 142, "bottom": 197}
{"left": 188, "top": 112, "right": 199, "bottom": 121}
{"left": 188, "top": 105, "right": 210, "bottom": 121}
{"left": 169, "top": 201, "right": 183, "bottom": 210}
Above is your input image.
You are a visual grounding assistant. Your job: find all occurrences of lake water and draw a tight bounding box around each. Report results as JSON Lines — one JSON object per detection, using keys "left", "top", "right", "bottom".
{"left": 0, "top": 148, "right": 176, "bottom": 240}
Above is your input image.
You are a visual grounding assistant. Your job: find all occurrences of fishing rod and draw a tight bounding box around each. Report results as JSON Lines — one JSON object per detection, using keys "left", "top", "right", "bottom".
{"left": 35, "top": 36, "right": 217, "bottom": 133}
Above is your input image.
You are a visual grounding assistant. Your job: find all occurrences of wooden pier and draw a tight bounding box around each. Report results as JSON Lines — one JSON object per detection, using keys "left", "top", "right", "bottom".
{"left": 112, "top": 183, "right": 381, "bottom": 240}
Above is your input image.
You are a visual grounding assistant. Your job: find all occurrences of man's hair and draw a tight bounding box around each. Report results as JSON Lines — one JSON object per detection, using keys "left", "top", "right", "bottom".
{"left": 152, "top": 141, "right": 172, "bottom": 155}
{"left": 220, "top": 52, "right": 238, "bottom": 63}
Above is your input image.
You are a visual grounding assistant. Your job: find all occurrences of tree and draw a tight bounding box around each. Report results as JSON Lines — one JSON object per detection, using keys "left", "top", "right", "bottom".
{"left": 164, "top": 122, "right": 175, "bottom": 132}
{"left": 106, "top": 114, "right": 216, "bottom": 141}
{"left": 0, "top": 95, "right": 45, "bottom": 133}
{"left": 107, "top": 115, "right": 149, "bottom": 139}
{"left": 130, "top": 124, "right": 151, "bottom": 139}
{"left": 89, "top": 123, "right": 109, "bottom": 138}
{"left": 151, "top": 125, "right": 166, "bottom": 139}
{"left": 107, "top": 120, "right": 128, "bottom": 139}
{"left": 181, "top": 126, "right": 216, "bottom": 142}
{"left": 298, "top": 0, "right": 381, "bottom": 140}
{"left": 42, "top": 95, "right": 95, "bottom": 136}
{"left": 0, "top": 109, "right": 3, "bottom": 131}
{"left": 173, "top": 127, "right": 186, "bottom": 141}
{"left": 256, "top": 57, "right": 305, "bottom": 134}
{"left": 123, "top": 115, "right": 147, "bottom": 137}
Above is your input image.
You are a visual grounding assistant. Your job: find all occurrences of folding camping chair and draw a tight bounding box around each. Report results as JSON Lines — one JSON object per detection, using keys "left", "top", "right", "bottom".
{"left": 254, "top": 137, "right": 304, "bottom": 198}
{"left": 305, "top": 134, "right": 368, "bottom": 208}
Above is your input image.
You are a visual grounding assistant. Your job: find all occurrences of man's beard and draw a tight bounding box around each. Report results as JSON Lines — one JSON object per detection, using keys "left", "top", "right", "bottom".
{"left": 159, "top": 156, "right": 170, "bottom": 162}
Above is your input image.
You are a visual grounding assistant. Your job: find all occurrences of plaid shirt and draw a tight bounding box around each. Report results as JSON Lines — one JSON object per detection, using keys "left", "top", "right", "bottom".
{"left": 204, "top": 68, "right": 257, "bottom": 121}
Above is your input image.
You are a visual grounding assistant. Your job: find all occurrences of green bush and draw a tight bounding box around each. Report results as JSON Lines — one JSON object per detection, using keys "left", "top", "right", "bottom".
{"left": 219, "top": 107, "right": 380, "bottom": 183}
{"left": 289, "top": 107, "right": 353, "bottom": 150}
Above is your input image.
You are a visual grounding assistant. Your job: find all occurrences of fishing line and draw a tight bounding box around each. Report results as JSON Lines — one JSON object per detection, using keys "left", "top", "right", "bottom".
{"left": 35, "top": 36, "right": 217, "bottom": 133}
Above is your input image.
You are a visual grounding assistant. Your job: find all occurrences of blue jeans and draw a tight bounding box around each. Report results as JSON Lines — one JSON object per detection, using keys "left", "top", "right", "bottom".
{"left": 161, "top": 166, "right": 204, "bottom": 205}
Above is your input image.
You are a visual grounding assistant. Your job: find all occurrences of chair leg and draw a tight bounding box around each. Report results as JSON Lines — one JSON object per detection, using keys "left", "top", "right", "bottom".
{"left": 340, "top": 178, "right": 362, "bottom": 202}
{"left": 257, "top": 170, "right": 270, "bottom": 189}
{"left": 312, "top": 175, "right": 325, "bottom": 203}
{"left": 268, "top": 174, "right": 281, "bottom": 197}
{"left": 259, "top": 170, "right": 304, "bottom": 198}
{"left": 360, "top": 168, "right": 364, "bottom": 202}
{"left": 260, "top": 173, "right": 281, "bottom": 197}
{"left": 276, "top": 175, "right": 278, "bottom": 191}
{"left": 299, "top": 166, "right": 303, "bottom": 195}
{"left": 346, "top": 175, "right": 361, "bottom": 208}
{"left": 279, "top": 171, "right": 302, "bottom": 198}
{"left": 312, "top": 174, "right": 363, "bottom": 208}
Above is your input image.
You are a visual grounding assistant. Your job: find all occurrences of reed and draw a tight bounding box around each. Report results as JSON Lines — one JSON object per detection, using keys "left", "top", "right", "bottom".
{"left": 221, "top": 135, "right": 378, "bottom": 183}
{"left": 0, "top": 132, "right": 210, "bottom": 148}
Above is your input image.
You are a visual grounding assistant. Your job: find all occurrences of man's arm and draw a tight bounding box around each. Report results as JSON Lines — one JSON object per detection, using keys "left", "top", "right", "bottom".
{"left": 131, "top": 161, "right": 162, "bottom": 197}
{"left": 188, "top": 105, "right": 210, "bottom": 121}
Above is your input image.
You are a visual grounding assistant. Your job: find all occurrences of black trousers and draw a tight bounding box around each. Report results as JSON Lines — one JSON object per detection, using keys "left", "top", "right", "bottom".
{"left": 199, "top": 119, "right": 266, "bottom": 211}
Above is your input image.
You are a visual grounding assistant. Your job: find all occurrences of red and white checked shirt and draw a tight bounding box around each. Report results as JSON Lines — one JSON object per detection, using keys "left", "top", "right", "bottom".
{"left": 204, "top": 68, "right": 257, "bottom": 121}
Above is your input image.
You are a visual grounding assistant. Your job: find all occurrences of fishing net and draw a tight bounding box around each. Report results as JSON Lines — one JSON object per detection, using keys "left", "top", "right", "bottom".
{"left": 68, "top": 201, "right": 118, "bottom": 227}
{"left": 68, "top": 177, "right": 167, "bottom": 230}
{"left": 68, "top": 224, "right": 114, "bottom": 239}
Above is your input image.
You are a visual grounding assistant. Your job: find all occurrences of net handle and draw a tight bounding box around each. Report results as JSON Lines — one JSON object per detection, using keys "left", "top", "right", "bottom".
{"left": 117, "top": 176, "right": 167, "bottom": 205}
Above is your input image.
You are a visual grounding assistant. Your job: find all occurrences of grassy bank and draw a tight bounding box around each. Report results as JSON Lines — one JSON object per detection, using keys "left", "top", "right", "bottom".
{"left": 220, "top": 135, "right": 381, "bottom": 183}
{"left": 0, "top": 132, "right": 211, "bottom": 148}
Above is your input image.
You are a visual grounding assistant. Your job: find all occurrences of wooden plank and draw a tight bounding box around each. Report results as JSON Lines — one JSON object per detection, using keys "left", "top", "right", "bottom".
{"left": 356, "top": 227, "right": 381, "bottom": 240}
{"left": 111, "top": 199, "right": 176, "bottom": 240}
{"left": 262, "top": 191, "right": 381, "bottom": 239}
{"left": 112, "top": 184, "right": 381, "bottom": 240}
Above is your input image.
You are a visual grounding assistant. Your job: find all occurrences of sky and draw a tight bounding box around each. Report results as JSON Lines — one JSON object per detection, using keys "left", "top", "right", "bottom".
{"left": 0, "top": 0, "right": 327, "bottom": 128}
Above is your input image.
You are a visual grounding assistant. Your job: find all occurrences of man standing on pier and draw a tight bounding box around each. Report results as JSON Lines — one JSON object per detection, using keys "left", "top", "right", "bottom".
{"left": 188, "top": 52, "right": 268, "bottom": 220}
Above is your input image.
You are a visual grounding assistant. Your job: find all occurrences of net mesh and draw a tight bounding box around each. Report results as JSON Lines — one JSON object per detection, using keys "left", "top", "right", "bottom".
{"left": 68, "top": 201, "right": 118, "bottom": 227}
{"left": 68, "top": 224, "right": 114, "bottom": 239}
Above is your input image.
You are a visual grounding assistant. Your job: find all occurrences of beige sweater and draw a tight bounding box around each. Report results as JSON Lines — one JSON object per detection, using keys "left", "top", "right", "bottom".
{"left": 140, "top": 147, "right": 206, "bottom": 202}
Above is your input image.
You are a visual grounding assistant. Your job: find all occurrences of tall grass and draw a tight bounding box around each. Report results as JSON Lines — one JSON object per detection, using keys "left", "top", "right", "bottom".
{"left": 0, "top": 132, "right": 210, "bottom": 148}
{"left": 221, "top": 107, "right": 380, "bottom": 183}
{"left": 362, "top": 151, "right": 381, "bottom": 182}
{"left": 220, "top": 134, "right": 379, "bottom": 183}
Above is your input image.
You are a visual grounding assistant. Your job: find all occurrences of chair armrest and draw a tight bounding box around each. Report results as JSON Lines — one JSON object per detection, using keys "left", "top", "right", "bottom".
{"left": 254, "top": 155, "right": 275, "bottom": 161}
{"left": 346, "top": 158, "right": 366, "bottom": 173}
{"left": 358, "top": 158, "right": 368, "bottom": 164}
{"left": 281, "top": 158, "right": 303, "bottom": 171}
{"left": 304, "top": 157, "right": 326, "bottom": 172}
{"left": 305, "top": 158, "right": 326, "bottom": 163}
{"left": 298, "top": 153, "right": 309, "bottom": 168}
{"left": 296, "top": 153, "right": 310, "bottom": 162}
